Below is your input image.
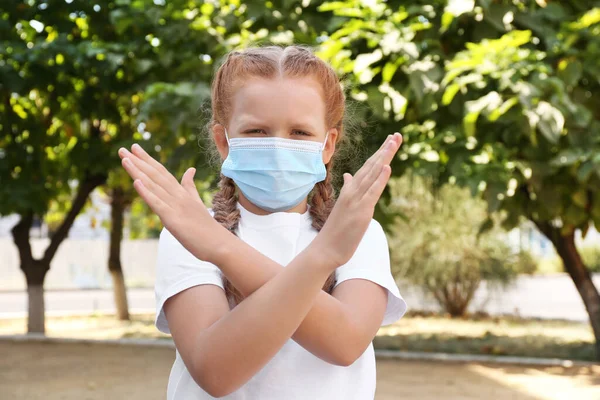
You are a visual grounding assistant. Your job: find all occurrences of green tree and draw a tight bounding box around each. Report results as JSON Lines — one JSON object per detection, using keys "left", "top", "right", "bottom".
{"left": 1, "top": 1, "right": 111, "bottom": 332}
{"left": 0, "top": 0, "right": 223, "bottom": 331}
{"left": 318, "top": 0, "right": 600, "bottom": 357}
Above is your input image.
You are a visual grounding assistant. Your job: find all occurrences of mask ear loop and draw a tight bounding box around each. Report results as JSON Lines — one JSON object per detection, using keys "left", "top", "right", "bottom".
{"left": 321, "top": 131, "right": 330, "bottom": 151}
{"left": 224, "top": 128, "right": 231, "bottom": 146}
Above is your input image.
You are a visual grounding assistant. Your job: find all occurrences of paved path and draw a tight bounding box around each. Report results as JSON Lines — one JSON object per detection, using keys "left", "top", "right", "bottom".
{"left": 0, "top": 288, "right": 156, "bottom": 318}
{"left": 1, "top": 274, "right": 599, "bottom": 322}
{"left": 1, "top": 341, "right": 598, "bottom": 400}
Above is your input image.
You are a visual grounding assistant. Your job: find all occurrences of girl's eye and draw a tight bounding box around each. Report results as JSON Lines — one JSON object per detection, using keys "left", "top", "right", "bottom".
{"left": 244, "top": 129, "right": 310, "bottom": 136}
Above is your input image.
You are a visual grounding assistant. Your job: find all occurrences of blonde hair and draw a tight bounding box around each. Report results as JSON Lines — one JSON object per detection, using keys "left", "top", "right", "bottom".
{"left": 209, "top": 45, "right": 346, "bottom": 306}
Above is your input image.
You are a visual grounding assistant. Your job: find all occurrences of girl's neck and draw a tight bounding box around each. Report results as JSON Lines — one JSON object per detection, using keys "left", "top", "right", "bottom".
{"left": 237, "top": 193, "right": 308, "bottom": 215}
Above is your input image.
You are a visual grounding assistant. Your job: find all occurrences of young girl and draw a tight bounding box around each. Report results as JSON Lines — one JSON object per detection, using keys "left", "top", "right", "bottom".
{"left": 118, "top": 45, "right": 406, "bottom": 399}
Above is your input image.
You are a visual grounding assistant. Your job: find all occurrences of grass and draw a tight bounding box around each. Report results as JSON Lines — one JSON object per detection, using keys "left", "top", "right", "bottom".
{"left": 376, "top": 311, "right": 595, "bottom": 361}
{"left": 0, "top": 311, "right": 595, "bottom": 361}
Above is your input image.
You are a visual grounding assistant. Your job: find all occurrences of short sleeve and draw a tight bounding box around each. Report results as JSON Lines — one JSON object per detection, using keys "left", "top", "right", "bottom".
{"left": 154, "top": 226, "right": 225, "bottom": 334}
{"left": 333, "top": 219, "right": 407, "bottom": 326}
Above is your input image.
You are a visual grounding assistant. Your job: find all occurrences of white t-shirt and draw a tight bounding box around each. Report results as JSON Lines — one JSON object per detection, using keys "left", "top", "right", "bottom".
{"left": 155, "top": 203, "right": 407, "bottom": 400}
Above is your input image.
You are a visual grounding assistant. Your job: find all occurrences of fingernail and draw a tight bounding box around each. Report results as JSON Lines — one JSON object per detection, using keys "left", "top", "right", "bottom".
{"left": 132, "top": 143, "right": 141, "bottom": 151}
{"left": 123, "top": 158, "right": 131, "bottom": 165}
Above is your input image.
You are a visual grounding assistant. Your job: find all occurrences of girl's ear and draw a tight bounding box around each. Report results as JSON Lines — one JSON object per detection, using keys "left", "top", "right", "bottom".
{"left": 212, "top": 124, "right": 229, "bottom": 160}
{"left": 323, "top": 128, "right": 338, "bottom": 164}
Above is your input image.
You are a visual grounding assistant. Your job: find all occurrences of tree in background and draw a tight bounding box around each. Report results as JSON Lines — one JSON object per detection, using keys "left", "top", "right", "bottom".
{"left": 317, "top": 0, "right": 600, "bottom": 357}
{"left": 105, "top": 173, "right": 135, "bottom": 320}
{"left": 0, "top": 0, "right": 220, "bottom": 330}
{"left": 1, "top": 1, "right": 110, "bottom": 332}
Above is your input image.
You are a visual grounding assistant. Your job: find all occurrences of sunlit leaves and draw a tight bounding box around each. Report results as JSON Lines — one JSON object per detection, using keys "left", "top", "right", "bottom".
{"left": 534, "top": 101, "right": 564, "bottom": 144}
{"left": 441, "top": 0, "right": 474, "bottom": 32}
{"left": 463, "top": 92, "right": 502, "bottom": 136}
{"left": 0, "top": 0, "right": 220, "bottom": 217}
{"left": 569, "top": 7, "right": 600, "bottom": 30}
{"left": 321, "top": 0, "right": 600, "bottom": 236}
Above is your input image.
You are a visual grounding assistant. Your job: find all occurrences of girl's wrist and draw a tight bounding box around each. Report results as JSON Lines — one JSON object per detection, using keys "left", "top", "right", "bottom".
{"left": 307, "top": 234, "right": 342, "bottom": 274}
{"left": 182, "top": 220, "right": 236, "bottom": 266}
{"left": 205, "top": 228, "right": 235, "bottom": 267}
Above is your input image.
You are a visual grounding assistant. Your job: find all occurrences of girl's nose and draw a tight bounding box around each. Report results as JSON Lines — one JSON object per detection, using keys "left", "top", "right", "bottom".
{"left": 271, "top": 130, "right": 287, "bottom": 138}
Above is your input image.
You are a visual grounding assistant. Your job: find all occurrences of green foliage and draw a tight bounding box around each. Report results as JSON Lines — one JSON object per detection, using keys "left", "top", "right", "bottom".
{"left": 533, "top": 245, "right": 600, "bottom": 274}
{"left": 0, "top": 0, "right": 172, "bottom": 216}
{"left": 542, "top": 246, "right": 600, "bottom": 274}
{"left": 318, "top": 0, "right": 600, "bottom": 238}
{"left": 580, "top": 246, "right": 600, "bottom": 273}
{"left": 388, "top": 175, "right": 526, "bottom": 316}
{"left": 512, "top": 250, "right": 538, "bottom": 275}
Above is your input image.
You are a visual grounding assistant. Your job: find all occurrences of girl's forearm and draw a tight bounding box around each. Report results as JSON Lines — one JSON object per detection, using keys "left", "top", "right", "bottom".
{"left": 204, "top": 231, "right": 362, "bottom": 366}
{"left": 192, "top": 241, "right": 333, "bottom": 397}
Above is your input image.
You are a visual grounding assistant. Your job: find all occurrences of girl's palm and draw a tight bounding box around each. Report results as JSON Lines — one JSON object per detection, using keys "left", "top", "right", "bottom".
{"left": 318, "top": 133, "right": 402, "bottom": 267}
{"left": 118, "top": 144, "right": 220, "bottom": 262}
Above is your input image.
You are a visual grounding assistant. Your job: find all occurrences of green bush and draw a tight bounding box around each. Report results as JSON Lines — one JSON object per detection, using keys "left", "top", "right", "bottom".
{"left": 408, "top": 232, "right": 515, "bottom": 316}
{"left": 512, "top": 250, "right": 538, "bottom": 275}
{"left": 388, "top": 175, "right": 522, "bottom": 317}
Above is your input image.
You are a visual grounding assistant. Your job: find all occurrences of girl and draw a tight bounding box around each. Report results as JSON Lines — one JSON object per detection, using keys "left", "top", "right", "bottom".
{"left": 118, "top": 45, "right": 406, "bottom": 399}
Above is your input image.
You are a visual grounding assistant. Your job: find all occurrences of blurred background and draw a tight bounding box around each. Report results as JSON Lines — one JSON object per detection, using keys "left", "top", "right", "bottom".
{"left": 1, "top": 0, "right": 599, "bottom": 399}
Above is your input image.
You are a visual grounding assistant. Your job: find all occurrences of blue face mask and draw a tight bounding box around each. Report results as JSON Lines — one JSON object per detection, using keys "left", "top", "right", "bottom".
{"left": 221, "top": 129, "right": 328, "bottom": 212}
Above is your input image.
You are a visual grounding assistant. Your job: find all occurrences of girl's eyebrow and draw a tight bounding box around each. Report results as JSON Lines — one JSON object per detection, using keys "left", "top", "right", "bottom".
{"left": 237, "top": 119, "right": 269, "bottom": 130}
{"left": 237, "top": 120, "right": 319, "bottom": 133}
{"left": 290, "top": 122, "right": 318, "bottom": 133}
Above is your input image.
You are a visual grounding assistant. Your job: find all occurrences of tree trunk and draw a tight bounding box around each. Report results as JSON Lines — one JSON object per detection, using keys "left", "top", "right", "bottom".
{"left": 109, "top": 187, "right": 130, "bottom": 321}
{"left": 12, "top": 213, "right": 50, "bottom": 333}
{"left": 110, "top": 269, "right": 129, "bottom": 320}
{"left": 23, "top": 260, "right": 50, "bottom": 334}
{"left": 11, "top": 174, "right": 107, "bottom": 334}
{"left": 27, "top": 283, "right": 46, "bottom": 333}
{"left": 535, "top": 221, "right": 600, "bottom": 360}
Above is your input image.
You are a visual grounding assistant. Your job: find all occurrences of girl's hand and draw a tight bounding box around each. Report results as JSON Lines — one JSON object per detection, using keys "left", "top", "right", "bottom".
{"left": 315, "top": 133, "right": 402, "bottom": 269}
{"left": 117, "top": 144, "right": 224, "bottom": 263}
